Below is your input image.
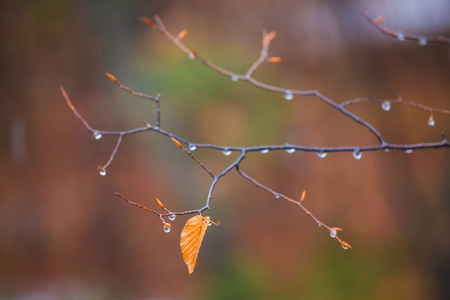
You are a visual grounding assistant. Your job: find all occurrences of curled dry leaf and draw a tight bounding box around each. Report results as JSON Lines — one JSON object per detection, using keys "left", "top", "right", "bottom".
{"left": 180, "top": 215, "right": 210, "bottom": 274}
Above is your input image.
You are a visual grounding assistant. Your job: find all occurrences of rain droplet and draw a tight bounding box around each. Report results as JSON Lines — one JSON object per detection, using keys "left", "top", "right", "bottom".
{"left": 317, "top": 223, "right": 322, "bottom": 227}
{"left": 285, "top": 148, "right": 296, "bottom": 153}
{"left": 384, "top": 148, "right": 390, "bottom": 152}
{"left": 261, "top": 149, "right": 269, "bottom": 154}
{"left": 93, "top": 132, "right": 102, "bottom": 140}
{"left": 405, "top": 149, "right": 413, "bottom": 154}
{"left": 222, "top": 149, "right": 233, "bottom": 156}
{"left": 418, "top": 37, "right": 427, "bottom": 46}
{"left": 208, "top": 223, "right": 212, "bottom": 227}
{"left": 397, "top": 31, "right": 405, "bottom": 41}
{"left": 284, "top": 92, "right": 294, "bottom": 100}
{"left": 188, "top": 144, "right": 197, "bottom": 151}
{"left": 353, "top": 149, "right": 362, "bottom": 160}
{"left": 428, "top": 115, "right": 435, "bottom": 126}
{"left": 317, "top": 151, "right": 327, "bottom": 158}
{"left": 341, "top": 245, "right": 349, "bottom": 250}
{"left": 99, "top": 169, "right": 106, "bottom": 176}
{"left": 330, "top": 229, "right": 337, "bottom": 238}
{"left": 188, "top": 52, "right": 195, "bottom": 60}
{"left": 164, "top": 225, "right": 171, "bottom": 233}
{"left": 382, "top": 101, "right": 391, "bottom": 111}
{"left": 168, "top": 215, "right": 176, "bottom": 221}
{"left": 274, "top": 194, "right": 280, "bottom": 199}
{"left": 231, "top": 75, "right": 239, "bottom": 81}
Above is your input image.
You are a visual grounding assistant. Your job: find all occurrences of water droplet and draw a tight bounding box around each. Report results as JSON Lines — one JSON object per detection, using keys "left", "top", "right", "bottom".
{"left": 99, "top": 169, "right": 106, "bottom": 176}
{"left": 231, "top": 75, "right": 238, "bottom": 81}
{"left": 188, "top": 52, "right": 195, "bottom": 60}
{"left": 418, "top": 37, "right": 427, "bottom": 46}
{"left": 317, "top": 223, "right": 322, "bottom": 227}
{"left": 222, "top": 149, "right": 233, "bottom": 156}
{"left": 353, "top": 149, "right": 362, "bottom": 160}
{"left": 261, "top": 149, "right": 269, "bottom": 154}
{"left": 188, "top": 144, "right": 197, "bottom": 151}
{"left": 284, "top": 92, "right": 294, "bottom": 100}
{"left": 384, "top": 148, "right": 390, "bottom": 152}
{"left": 382, "top": 101, "right": 391, "bottom": 111}
{"left": 285, "top": 148, "right": 296, "bottom": 154}
{"left": 208, "top": 223, "right": 212, "bottom": 227}
{"left": 168, "top": 215, "right": 176, "bottom": 221}
{"left": 341, "top": 245, "right": 349, "bottom": 250}
{"left": 405, "top": 149, "right": 413, "bottom": 154}
{"left": 164, "top": 225, "right": 171, "bottom": 233}
{"left": 317, "top": 151, "right": 327, "bottom": 158}
{"left": 274, "top": 194, "right": 280, "bottom": 199}
{"left": 397, "top": 31, "right": 405, "bottom": 41}
{"left": 330, "top": 229, "right": 337, "bottom": 238}
{"left": 428, "top": 115, "right": 435, "bottom": 126}
{"left": 93, "top": 132, "right": 102, "bottom": 140}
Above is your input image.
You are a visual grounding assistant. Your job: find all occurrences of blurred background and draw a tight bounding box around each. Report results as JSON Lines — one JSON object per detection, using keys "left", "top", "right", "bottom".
{"left": 1, "top": 0, "right": 449, "bottom": 299}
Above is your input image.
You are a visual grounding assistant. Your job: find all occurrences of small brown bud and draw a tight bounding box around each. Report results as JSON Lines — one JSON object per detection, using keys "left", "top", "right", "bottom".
{"left": 171, "top": 137, "right": 183, "bottom": 149}
{"left": 156, "top": 198, "right": 165, "bottom": 209}
{"left": 105, "top": 72, "right": 117, "bottom": 83}
{"left": 140, "top": 16, "right": 153, "bottom": 27}
{"left": 375, "top": 16, "right": 385, "bottom": 24}
{"left": 177, "top": 29, "right": 188, "bottom": 40}
{"left": 267, "top": 57, "right": 282, "bottom": 63}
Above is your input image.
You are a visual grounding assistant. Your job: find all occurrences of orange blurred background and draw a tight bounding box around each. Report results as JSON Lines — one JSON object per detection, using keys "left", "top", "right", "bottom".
{"left": 1, "top": 0, "right": 449, "bottom": 299}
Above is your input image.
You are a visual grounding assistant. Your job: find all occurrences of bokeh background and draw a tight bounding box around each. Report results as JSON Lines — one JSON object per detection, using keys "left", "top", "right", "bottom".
{"left": 1, "top": 0, "right": 449, "bottom": 299}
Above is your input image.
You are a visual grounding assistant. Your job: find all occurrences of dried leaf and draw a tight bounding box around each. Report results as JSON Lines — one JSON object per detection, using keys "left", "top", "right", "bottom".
{"left": 267, "top": 57, "right": 282, "bottom": 63}
{"left": 171, "top": 137, "right": 183, "bottom": 149}
{"left": 177, "top": 29, "right": 188, "bottom": 40}
{"left": 105, "top": 72, "right": 117, "bottom": 83}
{"left": 180, "top": 215, "right": 210, "bottom": 274}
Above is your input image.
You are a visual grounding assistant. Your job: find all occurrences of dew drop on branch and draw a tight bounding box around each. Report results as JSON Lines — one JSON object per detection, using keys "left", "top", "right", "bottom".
{"left": 285, "top": 148, "right": 296, "bottom": 153}
{"left": 382, "top": 101, "right": 391, "bottom": 111}
{"left": 93, "top": 132, "right": 102, "bottom": 140}
{"left": 188, "top": 144, "right": 197, "bottom": 151}
{"left": 405, "top": 149, "right": 413, "bottom": 154}
{"left": 222, "top": 149, "right": 233, "bottom": 156}
{"left": 428, "top": 114, "right": 435, "bottom": 126}
{"left": 353, "top": 149, "right": 362, "bottom": 160}
{"left": 99, "top": 169, "right": 106, "bottom": 176}
{"left": 231, "top": 75, "right": 238, "bottom": 82}
{"left": 330, "top": 229, "right": 337, "bottom": 238}
{"left": 261, "top": 149, "right": 269, "bottom": 154}
{"left": 317, "top": 151, "right": 327, "bottom": 158}
{"left": 341, "top": 244, "right": 349, "bottom": 250}
{"left": 397, "top": 31, "right": 405, "bottom": 41}
{"left": 169, "top": 215, "right": 176, "bottom": 221}
{"left": 418, "top": 37, "right": 428, "bottom": 46}
{"left": 164, "top": 225, "right": 171, "bottom": 233}
{"left": 188, "top": 52, "right": 195, "bottom": 60}
{"left": 284, "top": 92, "right": 294, "bottom": 100}
{"left": 274, "top": 194, "right": 280, "bottom": 199}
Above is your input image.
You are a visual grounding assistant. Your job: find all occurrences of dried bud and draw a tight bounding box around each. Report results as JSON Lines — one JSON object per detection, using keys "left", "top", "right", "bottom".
{"left": 97, "top": 164, "right": 103, "bottom": 170}
{"left": 156, "top": 198, "right": 165, "bottom": 209}
{"left": 171, "top": 137, "right": 183, "bottom": 149}
{"left": 105, "top": 72, "right": 117, "bottom": 83}
{"left": 340, "top": 241, "right": 352, "bottom": 249}
{"left": 331, "top": 227, "right": 343, "bottom": 232}
{"left": 375, "top": 16, "right": 385, "bottom": 24}
{"left": 300, "top": 190, "right": 306, "bottom": 202}
{"left": 262, "top": 31, "right": 277, "bottom": 44}
{"left": 213, "top": 221, "right": 221, "bottom": 226}
{"left": 164, "top": 223, "right": 171, "bottom": 228}
{"left": 140, "top": 16, "right": 153, "bottom": 27}
{"left": 267, "top": 57, "right": 282, "bottom": 63}
{"left": 177, "top": 29, "right": 188, "bottom": 40}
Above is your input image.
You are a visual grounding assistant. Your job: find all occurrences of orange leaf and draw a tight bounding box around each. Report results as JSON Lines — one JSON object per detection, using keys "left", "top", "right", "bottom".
{"left": 105, "top": 72, "right": 117, "bottom": 83}
{"left": 177, "top": 29, "right": 188, "bottom": 40}
{"left": 180, "top": 215, "right": 210, "bottom": 274}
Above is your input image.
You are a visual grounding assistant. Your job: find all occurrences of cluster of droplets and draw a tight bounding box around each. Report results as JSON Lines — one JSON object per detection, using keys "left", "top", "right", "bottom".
{"left": 353, "top": 149, "right": 362, "bottom": 160}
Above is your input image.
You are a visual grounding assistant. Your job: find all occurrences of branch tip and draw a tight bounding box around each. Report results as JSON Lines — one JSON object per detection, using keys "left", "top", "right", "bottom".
{"left": 105, "top": 72, "right": 118, "bottom": 83}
